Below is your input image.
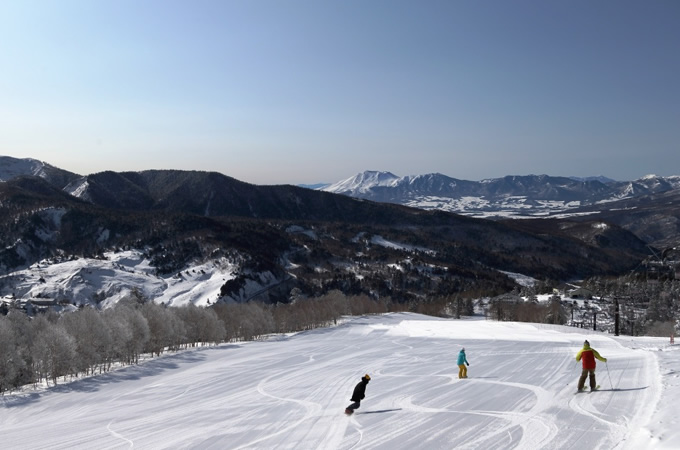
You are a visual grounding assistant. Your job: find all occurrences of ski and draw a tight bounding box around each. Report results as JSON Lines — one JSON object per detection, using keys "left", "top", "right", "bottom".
{"left": 576, "top": 385, "right": 600, "bottom": 394}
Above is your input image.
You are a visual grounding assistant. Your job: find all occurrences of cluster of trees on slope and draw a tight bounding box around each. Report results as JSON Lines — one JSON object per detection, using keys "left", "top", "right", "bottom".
{"left": 0, "top": 291, "right": 407, "bottom": 394}
{"left": 487, "top": 295, "right": 567, "bottom": 324}
{"left": 484, "top": 276, "right": 679, "bottom": 336}
{"left": 582, "top": 275, "right": 680, "bottom": 336}
{"left": 5, "top": 274, "right": 675, "bottom": 395}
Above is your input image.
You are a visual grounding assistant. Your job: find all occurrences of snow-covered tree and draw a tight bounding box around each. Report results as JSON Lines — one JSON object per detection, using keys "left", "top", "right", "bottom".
{"left": 30, "top": 318, "right": 76, "bottom": 385}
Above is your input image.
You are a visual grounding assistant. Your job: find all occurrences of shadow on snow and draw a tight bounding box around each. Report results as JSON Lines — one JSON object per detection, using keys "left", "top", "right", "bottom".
{"left": 357, "top": 408, "right": 403, "bottom": 414}
{"left": 1, "top": 344, "right": 243, "bottom": 408}
{"left": 596, "top": 386, "right": 649, "bottom": 392}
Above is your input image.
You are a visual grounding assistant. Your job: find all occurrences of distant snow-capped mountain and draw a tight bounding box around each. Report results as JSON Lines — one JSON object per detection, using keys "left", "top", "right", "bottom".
{"left": 323, "top": 170, "right": 401, "bottom": 195}
{"left": 322, "top": 171, "right": 680, "bottom": 218}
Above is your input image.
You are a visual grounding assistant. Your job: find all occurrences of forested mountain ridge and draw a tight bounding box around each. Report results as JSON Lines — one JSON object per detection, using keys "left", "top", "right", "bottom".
{"left": 0, "top": 167, "right": 650, "bottom": 307}
{"left": 0, "top": 156, "right": 80, "bottom": 189}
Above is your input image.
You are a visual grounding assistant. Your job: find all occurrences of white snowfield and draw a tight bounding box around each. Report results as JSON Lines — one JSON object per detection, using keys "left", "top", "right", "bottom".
{"left": 2, "top": 313, "right": 678, "bottom": 449}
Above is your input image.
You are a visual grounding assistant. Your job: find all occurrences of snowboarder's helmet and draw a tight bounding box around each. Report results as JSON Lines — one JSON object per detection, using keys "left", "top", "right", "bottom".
{"left": 363, "top": 374, "right": 371, "bottom": 381}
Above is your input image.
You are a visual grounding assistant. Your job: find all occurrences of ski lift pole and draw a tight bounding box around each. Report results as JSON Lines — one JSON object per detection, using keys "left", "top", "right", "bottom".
{"left": 605, "top": 361, "right": 614, "bottom": 390}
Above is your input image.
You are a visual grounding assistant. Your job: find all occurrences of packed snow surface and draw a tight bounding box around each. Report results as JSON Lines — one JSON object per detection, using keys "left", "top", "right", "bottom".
{"left": 2, "top": 313, "right": 677, "bottom": 449}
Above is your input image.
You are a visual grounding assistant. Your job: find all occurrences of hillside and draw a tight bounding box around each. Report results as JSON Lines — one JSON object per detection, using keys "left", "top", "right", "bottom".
{"left": 64, "top": 169, "right": 428, "bottom": 221}
{"left": 0, "top": 183, "right": 651, "bottom": 307}
{"left": 1, "top": 313, "right": 675, "bottom": 449}
{"left": 570, "top": 188, "right": 680, "bottom": 250}
{"left": 0, "top": 158, "right": 659, "bottom": 307}
{"left": 0, "top": 155, "right": 81, "bottom": 189}
{"left": 0, "top": 164, "right": 654, "bottom": 307}
{"left": 1, "top": 250, "right": 235, "bottom": 309}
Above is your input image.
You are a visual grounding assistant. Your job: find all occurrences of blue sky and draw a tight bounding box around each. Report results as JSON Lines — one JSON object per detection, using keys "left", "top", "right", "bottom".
{"left": 1, "top": 0, "right": 678, "bottom": 185}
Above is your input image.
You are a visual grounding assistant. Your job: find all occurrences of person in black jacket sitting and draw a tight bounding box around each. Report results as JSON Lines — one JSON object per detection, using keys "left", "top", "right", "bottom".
{"left": 345, "top": 374, "right": 370, "bottom": 414}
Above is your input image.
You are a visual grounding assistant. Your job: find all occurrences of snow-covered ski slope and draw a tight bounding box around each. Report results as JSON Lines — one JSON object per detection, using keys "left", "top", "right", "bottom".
{"left": 2, "top": 313, "right": 677, "bottom": 449}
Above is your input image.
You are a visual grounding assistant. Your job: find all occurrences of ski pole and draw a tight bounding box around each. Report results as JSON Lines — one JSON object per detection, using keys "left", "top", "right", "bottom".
{"left": 605, "top": 361, "right": 614, "bottom": 390}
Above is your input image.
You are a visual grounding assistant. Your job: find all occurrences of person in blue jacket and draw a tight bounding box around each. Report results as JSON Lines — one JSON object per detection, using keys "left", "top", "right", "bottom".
{"left": 457, "top": 348, "right": 470, "bottom": 379}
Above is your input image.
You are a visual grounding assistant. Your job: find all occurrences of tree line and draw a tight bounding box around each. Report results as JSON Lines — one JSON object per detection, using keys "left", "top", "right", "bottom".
{"left": 0, "top": 291, "right": 408, "bottom": 394}
{"left": 583, "top": 275, "right": 680, "bottom": 336}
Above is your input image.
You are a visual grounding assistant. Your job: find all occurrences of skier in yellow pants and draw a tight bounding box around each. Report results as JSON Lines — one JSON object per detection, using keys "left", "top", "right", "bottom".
{"left": 457, "top": 348, "right": 470, "bottom": 378}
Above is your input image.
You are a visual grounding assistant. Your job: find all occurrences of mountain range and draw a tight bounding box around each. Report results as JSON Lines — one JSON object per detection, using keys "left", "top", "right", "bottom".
{"left": 0, "top": 155, "right": 668, "bottom": 308}
{"left": 322, "top": 170, "right": 680, "bottom": 218}
{"left": 321, "top": 170, "right": 680, "bottom": 249}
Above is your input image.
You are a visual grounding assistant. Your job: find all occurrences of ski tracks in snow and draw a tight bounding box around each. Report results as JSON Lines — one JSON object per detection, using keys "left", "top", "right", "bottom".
{"left": 1, "top": 314, "right": 664, "bottom": 450}
{"left": 229, "top": 373, "right": 323, "bottom": 449}
{"left": 232, "top": 337, "right": 372, "bottom": 449}
{"left": 106, "top": 420, "right": 135, "bottom": 448}
{"left": 388, "top": 379, "right": 559, "bottom": 449}
{"left": 564, "top": 344, "right": 659, "bottom": 450}
{"left": 460, "top": 379, "right": 559, "bottom": 449}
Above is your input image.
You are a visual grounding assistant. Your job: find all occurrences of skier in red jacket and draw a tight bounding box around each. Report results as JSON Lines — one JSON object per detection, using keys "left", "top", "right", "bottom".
{"left": 575, "top": 340, "right": 607, "bottom": 391}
